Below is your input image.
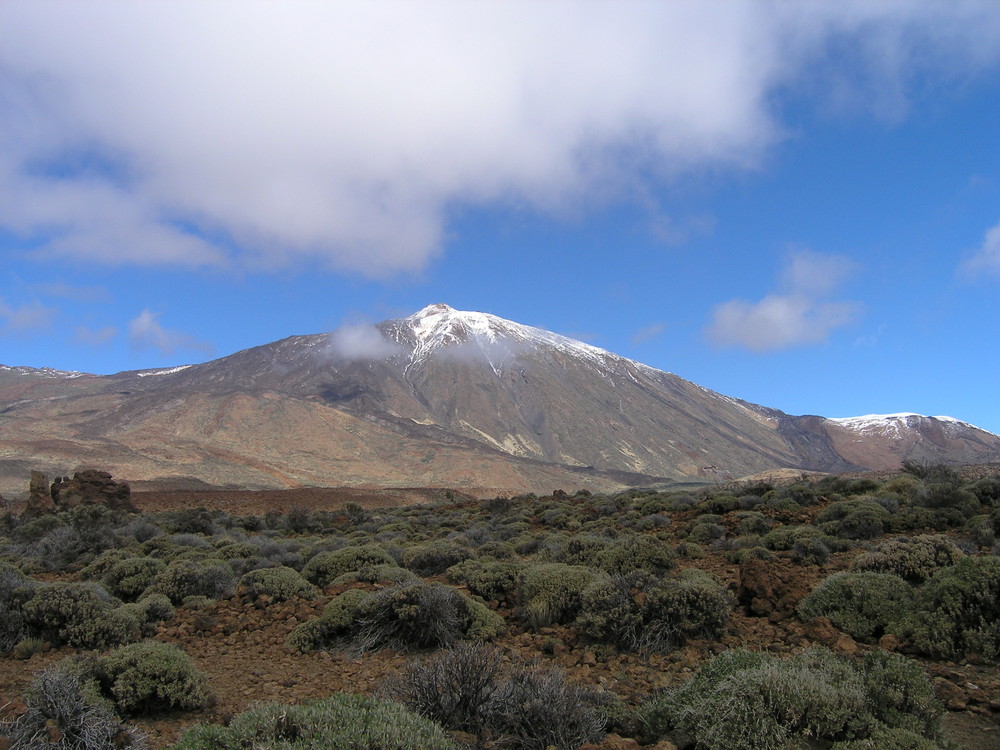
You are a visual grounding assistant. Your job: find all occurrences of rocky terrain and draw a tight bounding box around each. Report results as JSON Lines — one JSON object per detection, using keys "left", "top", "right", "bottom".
{"left": 1, "top": 465, "right": 999, "bottom": 749}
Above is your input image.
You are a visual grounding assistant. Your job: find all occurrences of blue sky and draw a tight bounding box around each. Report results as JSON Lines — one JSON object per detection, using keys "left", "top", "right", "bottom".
{"left": 3, "top": 2, "right": 1000, "bottom": 432}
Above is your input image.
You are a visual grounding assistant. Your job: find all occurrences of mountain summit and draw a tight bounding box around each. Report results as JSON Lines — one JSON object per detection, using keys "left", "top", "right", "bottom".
{"left": 1, "top": 305, "right": 998, "bottom": 498}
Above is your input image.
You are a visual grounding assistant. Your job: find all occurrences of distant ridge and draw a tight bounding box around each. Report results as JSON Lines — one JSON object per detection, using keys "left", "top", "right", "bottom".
{"left": 2, "top": 304, "right": 998, "bottom": 499}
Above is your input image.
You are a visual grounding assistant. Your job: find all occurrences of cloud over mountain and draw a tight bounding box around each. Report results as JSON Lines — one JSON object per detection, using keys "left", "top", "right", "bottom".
{"left": 2, "top": 1, "right": 999, "bottom": 277}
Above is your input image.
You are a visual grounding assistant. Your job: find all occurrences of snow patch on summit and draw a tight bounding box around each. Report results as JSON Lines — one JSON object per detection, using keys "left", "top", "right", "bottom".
{"left": 403, "top": 303, "right": 615, "bottom": 375}
{"left": 828, "top": 413, "right": 995, "bottom": 439}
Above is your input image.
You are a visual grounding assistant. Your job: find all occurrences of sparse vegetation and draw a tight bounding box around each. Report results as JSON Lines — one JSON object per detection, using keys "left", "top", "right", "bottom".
{"left": 2, "top": 464, "right": 999, "bottom": 749}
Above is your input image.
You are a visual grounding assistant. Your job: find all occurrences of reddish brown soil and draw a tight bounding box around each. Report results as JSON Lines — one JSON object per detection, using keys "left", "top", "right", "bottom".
{"left": 2, "top": 486, "right": 999, "bottom": 749}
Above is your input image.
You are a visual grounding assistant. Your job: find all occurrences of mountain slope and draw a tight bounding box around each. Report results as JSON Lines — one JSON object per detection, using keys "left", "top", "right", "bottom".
{"left": 2, "top": 305, "right": 998, "bottom": 498}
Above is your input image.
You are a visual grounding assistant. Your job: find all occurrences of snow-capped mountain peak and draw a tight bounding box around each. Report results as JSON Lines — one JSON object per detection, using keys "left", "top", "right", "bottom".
{"left": 403, "top": 303, "right": 612, "bottom": 369}
{"left": 828, "top": 413, "right": 997, "bottom": 439}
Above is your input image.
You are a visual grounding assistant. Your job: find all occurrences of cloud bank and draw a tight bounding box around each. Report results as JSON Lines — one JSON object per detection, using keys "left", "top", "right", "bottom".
{"left": 706, "top": 250, "right": 861, "bottom": 352}
{"left": 128, "top": 310, "right": 212, "bottom": 357}
{"left": 326, "top": 324, "right": 405, "bottom": 361}
{"left": 960, "top": 222, "right": 1000, "bottom": 278}
{"left": 2, "top": 2, "right": 999, "bottom": 276}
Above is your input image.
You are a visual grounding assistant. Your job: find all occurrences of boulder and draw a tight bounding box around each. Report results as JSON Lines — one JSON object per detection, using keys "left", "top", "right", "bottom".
{"left": 50, "top": 470, "right": 137, "bottom": 513}
{"left": 23, "top": 470, "right": 56, "bottom": 516}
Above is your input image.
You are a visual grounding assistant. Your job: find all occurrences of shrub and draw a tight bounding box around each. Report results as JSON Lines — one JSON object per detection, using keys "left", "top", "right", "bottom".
{"left": 639, "top": 647, "right": 942, "bottom": 750}
{"left": 402, "top": 541, "right": 473, "bottom": 576}
{"left": 595, "top": 535, "right": 675, "bottom": 575}
{"left": 285, "top": 588, "right": 373, "bottom": 652}
{"left": 850, "top": 535, "right": 963, "bottom": 583}
{"left": 350, "top": 581, "right": 497, "bottom": 652}
{"left": 98, "top": 641, "right": 214, "bottom": 716}
{"left": 0, "top": 601, "right": 26, "bottom": 652}
{"left": 3, "top": 660, "right": 148, "bottom": 749}
{"left": 905, "top": 555, "right": 1000, "bottom": 659}
{"left": 798, "top": 572, "right": 915, "bottom": 641}
{"left": 521, "top": 564, "right": 603, "bottom": 629}
{"left": 236, "top": 566, "right": 317, "bottom": 602}
{"left": 816, "top": 500, "right": 891, "bottom": 540}
{"left": 641, "top": 568, "right": 733, "bottom": 645}
{"left": 387, "top": 642, "right": 506, "bottom": 739}
{"left": 488, "top": 664, "right": 608, "bottom": 750}
{"left": 146, "top": 559, "right": 236, "bottom": 604}
{"left": 103, "top": 557, "right": 166, "bottom": 601}
{"left": 21, "top": 583, "right": 141, "bottom": 649}
{"left": 576, "top": 575, "right": 644, "bottom": 650}
{"left": 170, "top": 693, "right": 458, "bottom": 750}
{"left": 301, "top": 544, "right": 395, "bottom": 586}
{"left": 446, "top": 559, "right": 523, "bottom": 601}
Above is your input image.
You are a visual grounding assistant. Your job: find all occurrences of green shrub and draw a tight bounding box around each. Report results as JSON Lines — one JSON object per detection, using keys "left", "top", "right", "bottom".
{"left": 285, "top": 588, "right": 373, "bottom": 652}
{"left": 4, "top": 659, "right": 148, "bottom": 749}
{"left": 816, "top": 500, "right": 891, "bottom": 540}
{"left": 735, "top": 511, "right": 773, "bottom": 536}
{"left": 330, "top": 564, "right": 418, "bottom": 586}
{"left": 641, "top": 568, "right": 733, "bottom": 645}
{"left": 170, "top": 693, "right": 458, "bottom": 749}
{"left": 146, "top": 559, "right": 236, "bottom": 604}
{"left": 639, "top": 647, "right": 942, "bottom": 750}
{"left": 98, "top": 641, "right": 214, "bottom": 716}
{"left": 850, "top": 535, "right": 963, "bottom": 583}
{"left": 595, "top": 535, "right": 675, "bottom": 575}
{"left": 446, "top": 559, "right": 523, "bottom": 600}
{"left": 401, "top": 541, "right": 473, "bottom": 576}
{"left": 103, "top": 556, "right": 166, "bottom": 601}
{"left": 21, "top": 583, "right": 141, "bottom": 649}
{"left": 905, "top": 555, "right": 1000, "bottom": 659}
{"left": 301, "top": 544, "right": 395, "bottom": 586}
{"left": 521, "top": 564, "right": 603, "bottom": 629}
{"left": 0, "top": 601, "right": 26, "bottom": 652}
{"left": 576, "top": 575, "right": 643, "bottom": 649}
{"left": 350, "top": 581, "right": 494, "bottom": 652}
{"left": 798, "top": 572, "right": 914, "bottom": 641}
{"left": 236, "top": 566, "right": 317, "bottom": 602}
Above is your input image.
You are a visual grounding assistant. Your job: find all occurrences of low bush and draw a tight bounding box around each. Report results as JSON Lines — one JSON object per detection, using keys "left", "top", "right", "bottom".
{"left": 594, "top": 534, "right": 675, "bottom": 575}
{"left": 520, "top": 563, "right": 602, "bottom": 629}
{"left": 98, "top": 641, "right": 214, "bottom": 716}
{"left": 103, "top": 557, "right": 166, "bottom": 601}
{"left": 850, "top": 535, "right": 963, "bottom": 583}
{"left": 3, "top": 659, "right": 148, "bottom": 749}
{"left": 146, "top": 559, "right": 236, "bottom": 604}
{"left": 798, "top": 572, "right": 914, "bottom": 641}
{"left": 402, "top": 541, "right": 473, "bottom": 576}
{"left": 21, "top": 583, "right": 141, "bottom": 649}
{"left": 905, "top": 555, "right": 1000, "bottom": 659}
{"left": 170, "top": 693, "right": 458, "bottom": 750}
{"left": 816, "top": 499, "right": 891, "bottom": 540}
{"left": 639, "top": 647, "right": 942, "bottom": 750}
{"left": 300, "top": 544, "right": 395, "bottom": 586}
{"left": 446, "top": 559, "right": 523, "bottom": 601}
{"left": 236, "top": 566, "right": 317, "bottom": 602}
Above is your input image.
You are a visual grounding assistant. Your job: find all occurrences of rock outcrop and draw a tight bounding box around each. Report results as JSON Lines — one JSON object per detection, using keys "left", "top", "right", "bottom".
{"left": 22, "top": 469, "right": 136, "bottom": 517}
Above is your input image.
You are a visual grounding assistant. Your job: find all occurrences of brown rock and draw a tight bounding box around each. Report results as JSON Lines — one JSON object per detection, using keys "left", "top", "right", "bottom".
{"left": 23, "top": 470, "right": 56, "bottom": 516}
{"left": 833, "top": 634, "right": 858, "bottom": 654}
{"left": 738, "top": 558, "right": 787, "bottom": 616}
{"left": 579, "top": 734, "right": 642, "bottom": 750}
{"left": 934, "top": 677, "right": 967, "bottom": 711}
{"left": 50, "top": 470, "right": 137, "bottom": 512}
{"left": 878, "top": 633, "right": 901, "bottom": 651}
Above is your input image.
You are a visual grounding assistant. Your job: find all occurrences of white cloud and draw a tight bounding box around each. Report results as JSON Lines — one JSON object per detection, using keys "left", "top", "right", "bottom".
{"left": 74, "top": 325, "right": 117, "bottom": 346}
{"left": 128, "top": 310, "right": 211, "bottom": 357}
{"left": 1, "top": 2, "right": 999, "bottom": 276}
{"left": 0, "top": 298, "right": 56, "bottom": 335}
{"left": 959, "top": 222, "right": 1000, "bottom": 278}
{"left": 706, "top": 250, "right": 861, "bottom": 352}
{"left": 325, "top": 323, "right": 404, "bottom": 361}
{"left": 631, "top": 323, "right": 666, "bottom": 345}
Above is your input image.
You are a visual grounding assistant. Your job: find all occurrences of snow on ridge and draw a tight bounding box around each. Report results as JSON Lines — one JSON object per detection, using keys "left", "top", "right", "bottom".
{"left": 137, "top": 365, "right": 193, "bottom": 378}
{"left": 0, "top": 364, "right": 87, "bottom": 379}
{"left": 827, "top": 412, "right": 994, "bottom": 438}
{"left": 404, "top": 303, "right": 615, "bottom": 370}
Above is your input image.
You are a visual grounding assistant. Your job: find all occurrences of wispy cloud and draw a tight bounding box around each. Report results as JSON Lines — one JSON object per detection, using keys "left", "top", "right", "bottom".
{"left": 706, "top": 249, "right": 862, "bottom": 352}
{"left": 128, "top": 310, "right": 212, "bottom": 357}
{"left": 325, "top": 324, "right": 405, "bottom": 361}
{"left": 631, "top": 323, "right": 666, "bottom": 345}
{"left": 959, "top": 222, "right": 1000, "bottom": 278}
{"left": 74, "top": 325, "right": 118, "bottom": 346}
{"left": 0, "top": 298, "right": 56, "bottom": 336}
{"left": 1, "top": 3, "right": 998, "bottom": 277}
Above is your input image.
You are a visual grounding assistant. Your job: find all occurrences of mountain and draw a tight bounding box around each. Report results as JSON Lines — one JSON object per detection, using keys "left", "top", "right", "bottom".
{"left": 2, "top": 304, "right": 999, "bottom": 499}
